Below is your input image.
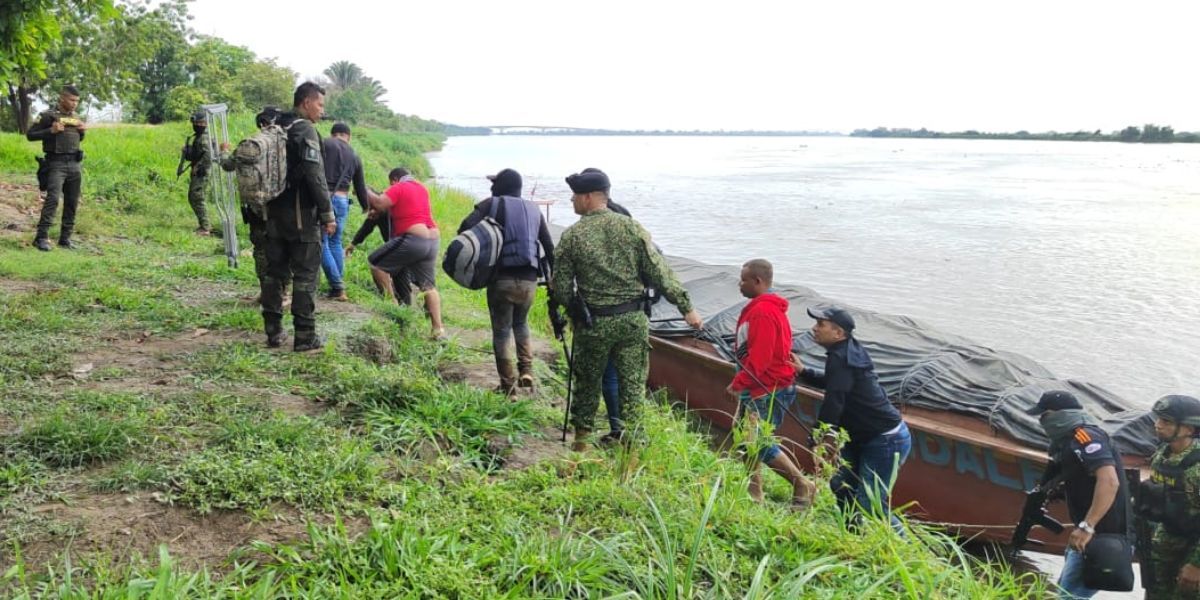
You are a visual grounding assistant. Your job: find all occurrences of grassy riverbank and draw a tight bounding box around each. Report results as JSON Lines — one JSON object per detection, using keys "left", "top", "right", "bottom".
{"left": 0, "top": 122, "right": 1046, "bottom": 597}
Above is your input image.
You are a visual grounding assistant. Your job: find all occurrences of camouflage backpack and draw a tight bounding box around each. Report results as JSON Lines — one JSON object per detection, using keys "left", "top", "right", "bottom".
{"left": 230, "top": 124, "right": 288, "bottom": 216}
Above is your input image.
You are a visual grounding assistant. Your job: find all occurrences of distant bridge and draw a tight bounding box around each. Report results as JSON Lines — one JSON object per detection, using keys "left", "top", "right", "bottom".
{"left": 484, "top": 125, "right": 594, "bottom": 134}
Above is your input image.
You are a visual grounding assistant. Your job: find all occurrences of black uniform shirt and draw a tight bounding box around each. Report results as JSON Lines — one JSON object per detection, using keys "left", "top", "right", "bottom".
{"left": 27, "top": 108, "right": 85, "bottom": 154}
{"left": 1056, "top": 424, "right": 1130, "bottom": 536}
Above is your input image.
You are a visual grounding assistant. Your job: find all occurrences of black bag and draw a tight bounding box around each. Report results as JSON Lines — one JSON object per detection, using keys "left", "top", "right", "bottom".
{"left": 1081, "top": 533, "right": 1135, "bottom": 591}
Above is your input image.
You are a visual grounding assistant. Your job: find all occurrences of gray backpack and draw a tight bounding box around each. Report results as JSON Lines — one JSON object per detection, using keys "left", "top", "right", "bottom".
{"left": 230, "top": 124, "right": 288, "bottom": 216}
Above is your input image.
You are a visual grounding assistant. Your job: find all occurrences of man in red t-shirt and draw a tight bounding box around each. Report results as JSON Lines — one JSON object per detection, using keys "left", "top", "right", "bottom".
{"left": 366, "top": 168, "right": 445, "bottom": 339}
{"left": 726, "top": 258, "right": 815, "bottom": 510}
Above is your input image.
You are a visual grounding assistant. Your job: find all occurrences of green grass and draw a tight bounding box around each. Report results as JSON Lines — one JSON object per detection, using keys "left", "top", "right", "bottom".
{"left": 0, "top": 123, "right": 1047, "bottom": 598}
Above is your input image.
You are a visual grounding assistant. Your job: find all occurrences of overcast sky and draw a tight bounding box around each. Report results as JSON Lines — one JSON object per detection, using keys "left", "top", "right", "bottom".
{"left": 187, "top": 0, "right": 1198, "bottom": 133}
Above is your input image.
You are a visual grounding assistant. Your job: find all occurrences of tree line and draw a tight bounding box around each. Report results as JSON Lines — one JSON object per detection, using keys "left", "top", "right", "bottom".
{"left": 1, "top": 0, "right": 443, "bottom": 134}
{"left": 850, "top": 125, "right": 1199, "bottom": 143}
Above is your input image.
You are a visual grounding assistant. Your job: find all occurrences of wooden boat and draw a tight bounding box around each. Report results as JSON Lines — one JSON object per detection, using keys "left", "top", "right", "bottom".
{"left": 646, "top": 332, "right": 1150, "bottom": 555}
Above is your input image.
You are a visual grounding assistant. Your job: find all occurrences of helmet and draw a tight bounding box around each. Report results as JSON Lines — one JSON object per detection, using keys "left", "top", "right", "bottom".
{"left": 1151, "top": 394, "right": 1200, "bottom": 427}
{"left": 190, "top": 110, "right": 207, "bottom": 125}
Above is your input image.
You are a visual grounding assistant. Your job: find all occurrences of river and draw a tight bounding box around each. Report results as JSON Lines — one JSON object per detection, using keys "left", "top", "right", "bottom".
{"left": 429, "top": 135, "right": 1200, "bottom": 409}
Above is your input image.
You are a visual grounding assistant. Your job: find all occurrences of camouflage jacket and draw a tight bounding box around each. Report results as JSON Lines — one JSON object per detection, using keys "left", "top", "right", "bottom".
{"left": 27, "top": 108, "right": 85, "bottom": 154}
{"left": 190, "top": 130, "right": 211, "bottom": 178}
{"left": 1150, "top": 438, "right": 1200, "bottom": 564}
{"left": 551, "top": 207, "right": 692, "bottom": 313}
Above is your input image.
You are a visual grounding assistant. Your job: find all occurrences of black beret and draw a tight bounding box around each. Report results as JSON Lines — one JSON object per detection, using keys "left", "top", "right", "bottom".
{"left": 565, "top": 169, "right": 610, "bottom": 194}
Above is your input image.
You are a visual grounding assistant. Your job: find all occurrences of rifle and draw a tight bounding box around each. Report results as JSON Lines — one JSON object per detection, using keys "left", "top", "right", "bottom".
{"left": 175, "top": 134, "right": 194, "bottom": 180}
{"left": 1009, "top": 467, "right": 1067, "bottom": 558}
{"left": 1128, "top": 468, "right": 1157, "bottom": 591}
{"left": 545, "top": 295, "right": 575, "bottom": 442}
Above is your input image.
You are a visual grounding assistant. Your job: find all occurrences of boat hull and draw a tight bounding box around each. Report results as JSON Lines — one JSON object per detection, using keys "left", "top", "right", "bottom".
{"left": 646, "top": 334, "right": 1144, "bottom": 554}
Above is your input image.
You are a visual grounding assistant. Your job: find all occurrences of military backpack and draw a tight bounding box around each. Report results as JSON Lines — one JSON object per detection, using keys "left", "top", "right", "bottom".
{"left": 229, "top": 124, "right": 288, "bottom": 216}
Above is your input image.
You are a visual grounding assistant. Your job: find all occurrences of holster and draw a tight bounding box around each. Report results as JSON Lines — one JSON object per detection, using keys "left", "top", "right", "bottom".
{"left": 35, "top": 156, "right": 48, "bottom": 192}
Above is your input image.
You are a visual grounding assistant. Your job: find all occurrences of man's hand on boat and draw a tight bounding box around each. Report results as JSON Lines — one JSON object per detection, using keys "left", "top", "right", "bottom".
{"left": 1179, "top": 564, "right": 1200, "bottom": 592}
{"left": 683, "top": 309, "right": 703, "bottom": 330}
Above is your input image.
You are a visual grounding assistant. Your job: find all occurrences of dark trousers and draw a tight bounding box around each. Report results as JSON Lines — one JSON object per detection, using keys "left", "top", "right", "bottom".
{"left": 261, "top": 235, "right": 321, "bottom": 342}
{"left": 243, "top": 208, "right": 289, "bottom": 287}
{"left": 37, "top": 159, "right": 82, "bottom": 241}
{"left": 486, "top": 278, "right": 537, "bottom": 384}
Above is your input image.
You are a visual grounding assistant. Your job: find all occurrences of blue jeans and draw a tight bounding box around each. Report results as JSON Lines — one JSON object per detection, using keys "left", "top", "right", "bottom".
{"left": 832, "top": 421, "right": 912, "bottom": 527}
{"left": 602, "top": 359, "right": 620, "bottom": 432}
{"left": 1056, "top": 548, "right": 1097, "bottom": 599}
{"left": 320, "top": 194, "right": 350, "bottom": 291}
{"left": 739, "top": 386, "right": 797, "bottom": 463}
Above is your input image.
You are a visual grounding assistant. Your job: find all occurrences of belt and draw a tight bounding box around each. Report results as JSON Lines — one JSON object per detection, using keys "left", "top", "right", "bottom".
{"left": 589, "top": 299, "right": 644, "bottom": 317}
{"left": 45, "top": 152, "right": 79, "bottom": 162}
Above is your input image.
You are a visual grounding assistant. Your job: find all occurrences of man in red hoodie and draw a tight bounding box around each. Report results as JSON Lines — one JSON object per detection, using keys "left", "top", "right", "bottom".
{"left": 726, "top": 259, "right": 816, "bottom": 509}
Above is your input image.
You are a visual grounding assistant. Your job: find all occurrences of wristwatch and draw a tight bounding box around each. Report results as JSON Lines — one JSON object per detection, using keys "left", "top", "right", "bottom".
{"left": 1077, "top": 521, "right": 1095, "bottom": 534}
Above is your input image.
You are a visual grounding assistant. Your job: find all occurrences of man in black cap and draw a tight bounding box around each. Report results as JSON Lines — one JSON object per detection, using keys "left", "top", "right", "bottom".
{"left": 457, "top": 168, "right": 555, "bottom": 394}
{"left": 797, "top": 305, "right": 911, "bottom": 527}
{"left": 551, "top": 168, "right": 702, "bottom": 450}
{"left": 1026, "top": 390, "right": 1131, "bottom": 599}
{"left": 185, "top": 110, "right": 213, "bottom": 235}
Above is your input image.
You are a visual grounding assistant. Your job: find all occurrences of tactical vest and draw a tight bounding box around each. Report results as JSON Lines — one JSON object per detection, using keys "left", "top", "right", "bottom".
{"left": 1139, "top": 446, "right": 1200, "bottom": 537}
{"left": 38, "top": 110, "right": 82, "bottom": 155}
{"left": 493, "top": 196, "right": 542, "bottom": 270}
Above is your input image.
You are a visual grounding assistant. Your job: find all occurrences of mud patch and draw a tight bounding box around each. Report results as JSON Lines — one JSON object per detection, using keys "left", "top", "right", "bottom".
{"left": 11, "top": 493, "right": 362, "bottom": 572}
{"left": 491, "top": 427, "right": 571, "bottom": 471}
{"left": 0, "top": 181, "right": 40, "bottom": 233}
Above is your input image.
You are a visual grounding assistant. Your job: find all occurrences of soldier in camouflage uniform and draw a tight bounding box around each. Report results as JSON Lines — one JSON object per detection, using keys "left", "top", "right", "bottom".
{"left": 1141, "top": 394, "right": 1200, "bottom": 599}
{"left": 26, "top": 85, "right": 87, "bottom": 251}
{"left": 550, "top": 169, "right": 702, "bottom": 450}
{"left": 261, "top": 82, "right": 336, "bottom": 352}
{"left": 186, "top": 111, "right": 213, "bottom": 235}
{"left": 220, "top": 107, "right": 291, "bottom": 302}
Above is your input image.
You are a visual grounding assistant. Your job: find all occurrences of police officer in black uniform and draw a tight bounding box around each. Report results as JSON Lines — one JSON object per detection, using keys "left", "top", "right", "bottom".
{"left": 261, "top": 82, "right": 336, "bottom": 351}
{"left": 26, "top": 85, "right": 87, "bottom": 251}
{"left": 1028, "top": 390, "right": 1132, "bottom": 599}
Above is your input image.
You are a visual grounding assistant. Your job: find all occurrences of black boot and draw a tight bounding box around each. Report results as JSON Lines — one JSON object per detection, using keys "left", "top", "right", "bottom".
{"left": 33, "top": 238, "right": 51, "bottom": 252}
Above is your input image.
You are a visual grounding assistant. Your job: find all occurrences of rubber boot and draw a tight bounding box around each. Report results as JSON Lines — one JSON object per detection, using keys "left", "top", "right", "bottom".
{"left": 494, "top": 358, "right": 518, "bottom": 397}
{"left": 572, "top": 427, "right": 592, "bottom": 452}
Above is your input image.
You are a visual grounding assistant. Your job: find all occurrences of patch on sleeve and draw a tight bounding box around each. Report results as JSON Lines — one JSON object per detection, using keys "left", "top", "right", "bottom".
{"left": 1084, "top": 442, "right": 1103, "bottom": 454}
{"left": 303, "top": 139, "right": 321, "bottom": 163}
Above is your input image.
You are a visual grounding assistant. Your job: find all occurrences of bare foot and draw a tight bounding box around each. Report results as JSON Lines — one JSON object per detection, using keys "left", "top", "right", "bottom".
{"left": 748, "top": 471, "right": 765, "bottom": 502}
{"left": 791, "top": 478, "right": 816, "bottom": 511}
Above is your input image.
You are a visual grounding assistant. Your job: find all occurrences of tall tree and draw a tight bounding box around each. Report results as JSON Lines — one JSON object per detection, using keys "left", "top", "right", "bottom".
{"left": 323, "top": 61, "right": 364, "bottom": 91}
{"left": 1, "top": 0, "right": 112, "bottom": 132}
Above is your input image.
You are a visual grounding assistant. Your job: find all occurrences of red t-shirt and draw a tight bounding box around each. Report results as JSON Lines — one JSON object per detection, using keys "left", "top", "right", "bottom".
{"left": 385, "top": 180, "right": 436, "bottom": 236}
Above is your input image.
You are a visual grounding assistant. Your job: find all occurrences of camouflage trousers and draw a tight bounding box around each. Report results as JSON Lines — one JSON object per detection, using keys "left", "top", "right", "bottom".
{"left": 569, "top": 311, "right": 650, "bottom": 432}
{"left": 1145, "top": 527, "right": 1200, "bottom": 599}
{"left": 188, "top": 172, "right": 210, "bottom": 230}
{"left": 243, "top": 208, "right": 288, "bottom": 288}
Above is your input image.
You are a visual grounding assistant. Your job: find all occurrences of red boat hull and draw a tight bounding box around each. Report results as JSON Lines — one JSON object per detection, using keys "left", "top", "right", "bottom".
{"left": 646, "top": 335, "right": 1147, "bottom": 554}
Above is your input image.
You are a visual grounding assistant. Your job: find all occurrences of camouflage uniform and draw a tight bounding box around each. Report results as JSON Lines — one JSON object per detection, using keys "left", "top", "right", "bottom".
{"left": 1146, "top": 438, "right": 1200, "bottom": 600}
{"left": 550, "top": 208, "right": 693, "bottom": 434}
{"left": 26, "top": 108, "right": 84, "bottom": 245}
{"left": 187, "top": 129, "right": 211, "bottom": 231}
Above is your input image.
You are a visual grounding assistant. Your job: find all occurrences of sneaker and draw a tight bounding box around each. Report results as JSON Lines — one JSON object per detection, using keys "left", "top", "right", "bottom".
{"left": 293, "top": 335, "right": 325, "bottom": 353}
{"left": 266, "top": 331, "right": 288, "bottom": 348}
{"left": 57, "top": 239, "right": 77, "bottom": 249}
{"left": 33, "top": 238, "right": 51, "bottom": 252}
{"left": 328, "top": 289, "right": 349, "bottom": 302}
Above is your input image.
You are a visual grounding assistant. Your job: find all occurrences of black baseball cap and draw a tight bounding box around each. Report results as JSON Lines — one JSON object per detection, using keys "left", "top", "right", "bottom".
{"left": 1026, "top": 390, "right": 1083, "bottom": 415}
{"left": 331, "top": 122, "right": 351, "bottom": 136}
{"left": 806, "top": 306, "right": 855, "bottom": 333}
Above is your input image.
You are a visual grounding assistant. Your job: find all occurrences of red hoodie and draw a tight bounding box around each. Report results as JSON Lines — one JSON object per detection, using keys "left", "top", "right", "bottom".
{"left": 730, "top": 293, "right": 796, "bottom": 398}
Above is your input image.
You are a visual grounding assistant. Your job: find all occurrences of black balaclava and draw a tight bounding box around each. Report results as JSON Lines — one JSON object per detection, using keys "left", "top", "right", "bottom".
{"left": 489, "top": 168, "right": 522, "bottom": 197}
